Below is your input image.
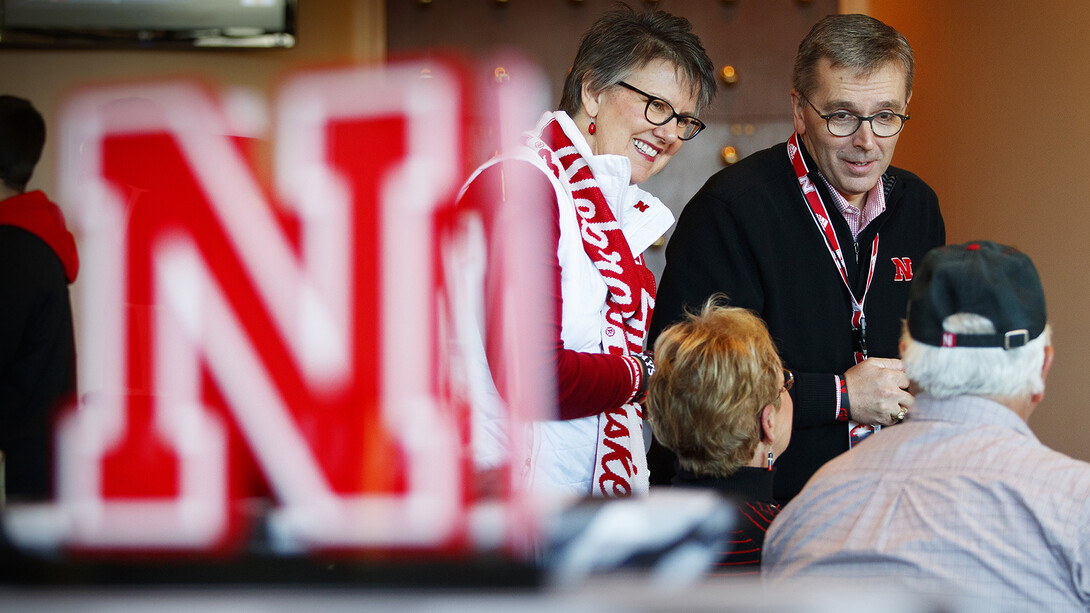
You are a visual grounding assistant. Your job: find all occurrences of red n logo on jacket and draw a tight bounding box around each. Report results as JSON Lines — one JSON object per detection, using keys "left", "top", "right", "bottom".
{"left": 892, "top": 257, "right": 914, "bottom": 281}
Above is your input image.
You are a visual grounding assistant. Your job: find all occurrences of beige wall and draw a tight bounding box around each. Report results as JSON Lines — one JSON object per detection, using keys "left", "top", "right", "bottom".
{"left": 864, "top": 1, "right": 1090, "bottom": 461}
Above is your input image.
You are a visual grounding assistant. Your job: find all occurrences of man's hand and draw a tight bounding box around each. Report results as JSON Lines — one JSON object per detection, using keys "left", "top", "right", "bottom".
{"left": 843, "top": 358, "right": 912, "bottom": 426}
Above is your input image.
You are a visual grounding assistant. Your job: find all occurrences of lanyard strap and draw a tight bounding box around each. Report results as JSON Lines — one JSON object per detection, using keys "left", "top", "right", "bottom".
{"left": 787, "top": 133, "right": 879, "bottom": 363}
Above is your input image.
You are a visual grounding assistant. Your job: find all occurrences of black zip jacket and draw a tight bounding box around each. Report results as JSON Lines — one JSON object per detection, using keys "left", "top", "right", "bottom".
{"left": 648, "top": 139, "right": 945, "bottom": 501}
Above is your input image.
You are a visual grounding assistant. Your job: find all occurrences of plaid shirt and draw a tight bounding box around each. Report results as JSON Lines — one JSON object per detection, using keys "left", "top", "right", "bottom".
{"left": 819, "top": 174, "right": 886, "bottom": 240}
{"left": 764, "top": 394, "right": 1090, "bottom": 610}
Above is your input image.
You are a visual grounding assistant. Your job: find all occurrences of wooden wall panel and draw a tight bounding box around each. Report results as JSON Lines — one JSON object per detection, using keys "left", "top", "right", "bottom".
{"left": 387, "top": 0, "right": 837, "bottom": 277}
{"left": 388, "top": 0, "right": 836, "bottom": 120}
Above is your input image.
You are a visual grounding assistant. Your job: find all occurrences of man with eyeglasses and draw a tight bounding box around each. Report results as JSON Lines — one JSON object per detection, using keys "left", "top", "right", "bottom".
{"left": 648, "top": 14, "right": 945, "bottom": 503}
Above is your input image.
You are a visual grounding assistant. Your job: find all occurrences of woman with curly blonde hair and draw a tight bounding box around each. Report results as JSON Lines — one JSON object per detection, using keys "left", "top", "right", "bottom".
{"left": 647, "top": 297, "right": 792, "bottom": 576}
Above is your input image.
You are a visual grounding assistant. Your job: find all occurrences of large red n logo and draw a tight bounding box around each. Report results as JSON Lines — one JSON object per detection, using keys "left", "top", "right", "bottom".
{"left": 3, "top": 63, "right": 543, "bottom": 552}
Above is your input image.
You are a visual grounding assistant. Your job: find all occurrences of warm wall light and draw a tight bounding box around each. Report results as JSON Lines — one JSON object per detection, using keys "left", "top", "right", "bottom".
{"left": 720, "top": 65, "right": 738, "bottom": 85}
{"left": 730, "top": 123, "right": 755, "bottom": 136}
{"left": 721, "top": 146, "right": 740, "bottom": 166}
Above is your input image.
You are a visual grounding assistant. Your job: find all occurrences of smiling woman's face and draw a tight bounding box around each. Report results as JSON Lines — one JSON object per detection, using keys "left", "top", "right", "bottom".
{"left": 581, "top": 59, "right": 699, "bottom": 185}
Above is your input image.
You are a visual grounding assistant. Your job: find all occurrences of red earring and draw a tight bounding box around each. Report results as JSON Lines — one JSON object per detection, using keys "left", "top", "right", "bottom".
{"left": 588, "top": 121, "right": 596, "bottom": 135}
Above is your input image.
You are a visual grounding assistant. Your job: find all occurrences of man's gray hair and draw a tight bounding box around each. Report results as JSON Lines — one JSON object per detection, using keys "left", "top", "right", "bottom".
{"left": 792, "top": 14, "right": 914, "bottom": 101}
{"left": 901, "top": 314, "right": 1051, "bottom": 400}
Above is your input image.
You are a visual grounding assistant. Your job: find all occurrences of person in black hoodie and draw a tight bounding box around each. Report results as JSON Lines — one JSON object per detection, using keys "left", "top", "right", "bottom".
{"left": 646, "top": 297, "right": 792, "bottom": 576}
{"left": 648, "top": 15, "right": 945, "bottom": 502}
{"left": 0, "top": 95, "right": 79, "bottom": 501}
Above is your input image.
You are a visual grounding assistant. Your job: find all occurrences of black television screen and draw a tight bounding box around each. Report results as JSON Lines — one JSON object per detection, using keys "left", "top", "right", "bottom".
{"left": 0, "top": 0, "right": 296, "bottom": 49}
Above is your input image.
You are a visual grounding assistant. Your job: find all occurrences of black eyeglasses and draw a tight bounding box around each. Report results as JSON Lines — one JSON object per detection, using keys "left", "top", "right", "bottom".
{"left": 803, "top": 96, "right": 909, "bottom": 138}
{"left": 616, "top": 81, "right": 705, "bottom": 141}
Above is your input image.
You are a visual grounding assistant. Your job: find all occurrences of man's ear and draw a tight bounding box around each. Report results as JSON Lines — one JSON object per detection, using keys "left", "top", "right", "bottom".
{"left": 1029, "top": 345, "right": 1055, "bottom": 406}
{"left": 790, "top": 89, "right": 807, "bottom": 136}
{"left": 1042, "top": 344, "right": 1055, "bottom": 381}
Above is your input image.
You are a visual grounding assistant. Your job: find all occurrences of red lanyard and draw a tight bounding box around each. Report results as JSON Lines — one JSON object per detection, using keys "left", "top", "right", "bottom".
{"left": 787, "top": 133, "right": 879, "bottom": 364}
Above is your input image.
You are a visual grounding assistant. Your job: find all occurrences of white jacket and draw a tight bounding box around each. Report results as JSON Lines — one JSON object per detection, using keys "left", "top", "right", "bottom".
{"left": 462, "top": 111, "right": 674, "bottom": 496}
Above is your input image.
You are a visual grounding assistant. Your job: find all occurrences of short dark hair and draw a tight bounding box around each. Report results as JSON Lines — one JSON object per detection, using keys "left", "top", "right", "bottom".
{"left": 0, "top": 95, "right": 46, "bottom": 192}
{"left": 559, "top": 5, "right": 716, "bottom": 116}
{"left": 792, "top": 14, "right": 914, "bottom": 101}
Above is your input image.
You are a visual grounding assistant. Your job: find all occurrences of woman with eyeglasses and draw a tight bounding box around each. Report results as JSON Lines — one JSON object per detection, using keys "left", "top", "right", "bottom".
{"left": 646, "top": 297, "right": 793, "bottom": 576}
{"left": 459, "top": 6, "right": 715, "bottom": 498}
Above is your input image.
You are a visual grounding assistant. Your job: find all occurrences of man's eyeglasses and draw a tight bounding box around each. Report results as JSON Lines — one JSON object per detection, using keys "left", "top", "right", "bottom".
{"left": 616, "top": 81, "right": 705, "bottom": 141}
{"left": 803, "top": 96, "right": 909, "bottom": 138}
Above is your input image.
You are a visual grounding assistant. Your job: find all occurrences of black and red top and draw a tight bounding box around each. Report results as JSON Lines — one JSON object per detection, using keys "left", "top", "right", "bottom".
{"left": 672, "top": 466, "right": 780, "bottom": 577}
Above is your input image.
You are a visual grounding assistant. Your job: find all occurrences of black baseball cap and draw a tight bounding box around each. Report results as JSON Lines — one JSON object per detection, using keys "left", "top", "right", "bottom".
{"left": 906, "top": 241, "right": 1047, "bottom": 350}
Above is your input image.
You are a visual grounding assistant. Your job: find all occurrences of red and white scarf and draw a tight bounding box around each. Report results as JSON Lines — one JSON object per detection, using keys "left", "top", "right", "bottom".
{"left": 527, "top": 118, "right": 654, "bottom": 497}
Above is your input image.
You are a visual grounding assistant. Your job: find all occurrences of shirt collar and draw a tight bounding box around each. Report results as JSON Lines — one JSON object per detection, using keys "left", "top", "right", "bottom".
{"left": 819, "top": 173, "right": 886, "bottom": 220}
{"left": 912, "top": 394, "right": 1037, "bottom": 439}
{"left": 543, "top": 111, "right": 675, "bottom": 255}
{"left": 672, "top": 465, "right": 777, "bottom": 504}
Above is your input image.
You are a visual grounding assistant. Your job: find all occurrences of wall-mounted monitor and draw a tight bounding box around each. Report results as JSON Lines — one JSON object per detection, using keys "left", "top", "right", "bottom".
{"left": 0, "top": 0, "right": 296, "bottom": 49}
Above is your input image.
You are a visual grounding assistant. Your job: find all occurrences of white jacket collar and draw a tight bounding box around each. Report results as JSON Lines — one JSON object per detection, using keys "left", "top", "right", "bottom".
{"left": 541, "top": 112, "right": 674, "bottom": 256}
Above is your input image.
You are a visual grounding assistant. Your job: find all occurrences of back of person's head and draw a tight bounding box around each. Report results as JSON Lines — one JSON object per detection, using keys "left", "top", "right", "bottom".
{"left": 647, "top": 297, "right": 782, "bottom": 477}
{"left": 559, "top": 5, "right": 715, "bottom": 116}
{"left": 792, "top": 13, "right": 914, "bottom": 100}
{"left": 0, "top": 95, "right": 46, "bottom": 193}
{"left": 902, "top": 241, "right": 1050, "bottom": 400}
